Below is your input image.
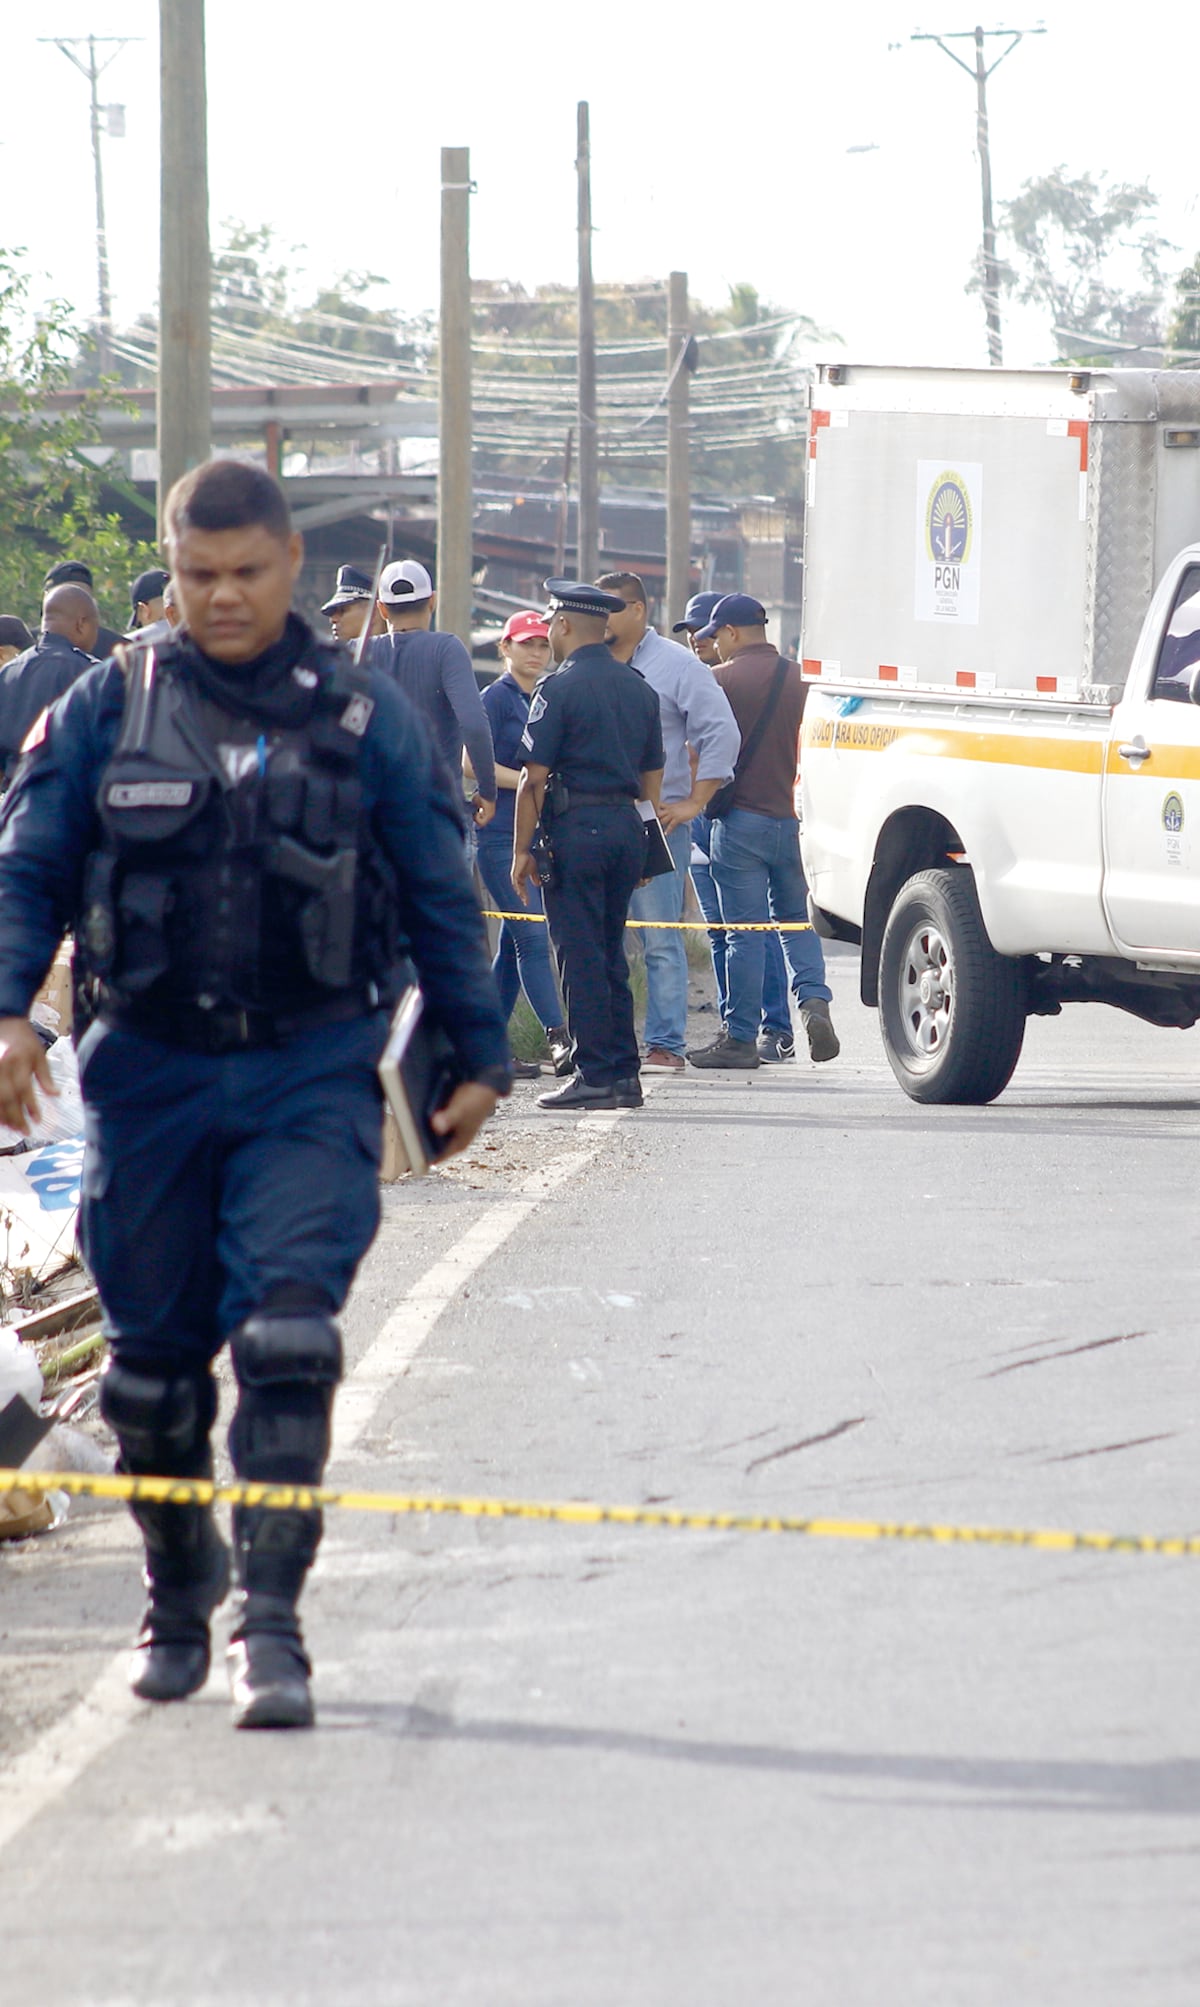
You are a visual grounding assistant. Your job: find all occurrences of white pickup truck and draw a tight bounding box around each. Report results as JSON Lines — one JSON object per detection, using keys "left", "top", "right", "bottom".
{"left": 798, "top": 363, "right": 1200, "bottom": 1103}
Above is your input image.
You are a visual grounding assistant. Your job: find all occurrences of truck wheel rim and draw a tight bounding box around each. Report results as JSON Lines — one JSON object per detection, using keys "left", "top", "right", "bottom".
{"left": 898, "top": 923, "right": 954, "bottom": 1058}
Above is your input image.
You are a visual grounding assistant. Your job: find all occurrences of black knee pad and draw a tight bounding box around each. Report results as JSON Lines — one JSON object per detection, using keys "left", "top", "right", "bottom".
{"left": 99, "top": 1356, "right": 217, "bottom": 1476}
{"left": 228, "top": 1311, "right": 342, "bottom": 1485}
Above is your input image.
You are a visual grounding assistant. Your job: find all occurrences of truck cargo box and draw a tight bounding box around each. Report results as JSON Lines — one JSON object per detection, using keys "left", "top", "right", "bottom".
{"left": 801, "top": 365, "right": 1200, "bottom": 704}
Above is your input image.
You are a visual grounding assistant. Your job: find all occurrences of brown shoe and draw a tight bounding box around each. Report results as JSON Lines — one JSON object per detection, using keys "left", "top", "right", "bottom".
{"left": 642, "top": 1047, "right": 685, "bottom": 1074}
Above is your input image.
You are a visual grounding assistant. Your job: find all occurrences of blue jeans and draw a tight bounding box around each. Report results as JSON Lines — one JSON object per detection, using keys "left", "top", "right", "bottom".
{"left": 710, "top": 808, "right": 831, "bottom": 1044}
{"left": 692, "top": 815, "right": 791, "bottom": 1035}
{"left": 629, "top": 818, "right": 693, "bottom": 1056}
{"left": 476, "top": 832, "right": 562, "bottom": 1031}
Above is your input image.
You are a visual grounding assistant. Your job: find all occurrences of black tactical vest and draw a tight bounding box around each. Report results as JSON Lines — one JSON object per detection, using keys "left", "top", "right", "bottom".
{"left": 78, "top": 632, "right": 400, "bottom": 1029}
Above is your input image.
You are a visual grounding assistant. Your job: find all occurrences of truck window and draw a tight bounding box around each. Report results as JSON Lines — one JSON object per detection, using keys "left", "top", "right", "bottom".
{"left": 1153, "top": 565, "right": 1200, "bottom": 703}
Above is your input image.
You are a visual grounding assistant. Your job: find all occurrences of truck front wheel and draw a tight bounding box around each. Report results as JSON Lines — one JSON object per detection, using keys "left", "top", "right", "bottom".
{"left": 878, "top": 868, "right": 1026, "bottom": 1104}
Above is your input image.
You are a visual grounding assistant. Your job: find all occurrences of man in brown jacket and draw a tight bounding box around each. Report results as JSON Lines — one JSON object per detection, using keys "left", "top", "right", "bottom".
{"left": 686, "top": 594, "right": 839, "bottom": 1070}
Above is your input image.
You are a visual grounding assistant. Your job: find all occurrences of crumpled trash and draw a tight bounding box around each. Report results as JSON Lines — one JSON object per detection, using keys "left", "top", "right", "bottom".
{"left": 0, "top": 1329, "right": 70, "bottom": 1539}
{"left": 0, "top": 1323, "right": 42, "bottom": 1409}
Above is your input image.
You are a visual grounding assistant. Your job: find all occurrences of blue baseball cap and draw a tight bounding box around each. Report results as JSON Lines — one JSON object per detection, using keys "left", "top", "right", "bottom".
{"left": 696, "top": 592, "right": 767, "bottom": 641}
{"left": 672, "top": 591, "right": 723, "bottom": 634}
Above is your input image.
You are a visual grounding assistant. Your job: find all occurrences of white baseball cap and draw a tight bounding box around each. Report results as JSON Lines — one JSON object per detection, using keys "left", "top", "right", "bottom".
{"left": 379, "top": 559, "right": 433, "bottom": 604}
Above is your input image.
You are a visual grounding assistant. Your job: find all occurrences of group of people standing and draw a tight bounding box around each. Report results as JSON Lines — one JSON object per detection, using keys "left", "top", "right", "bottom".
{"left": 321, "top": 556, "right": 839, "bottom": 1111}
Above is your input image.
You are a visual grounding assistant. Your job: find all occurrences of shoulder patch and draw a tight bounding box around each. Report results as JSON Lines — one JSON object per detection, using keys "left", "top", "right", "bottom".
{"left": 20, "top": 707, "right": 51, "bottom": 755}
{"left": 527, "top": 691, "right": 548, "bottom": 725}
{"left": 340, "top": 693, "right": 374, "bottom": 737}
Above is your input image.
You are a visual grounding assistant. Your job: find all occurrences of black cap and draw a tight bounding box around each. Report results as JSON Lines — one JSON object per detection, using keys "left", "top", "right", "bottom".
{"left": 321, "top": 564, "right": 375, "bottom": 615}
{"left": 44, "top": 559, "right": 94, "bottom": 591}
{"left": 130, "top": 568, "right": 169, "bottom": 611}
{"left": 0, "top": 616, "right": 33, "bottom": 650}
{"left": 542, "top": 577, "right": 626, "bottom": 618}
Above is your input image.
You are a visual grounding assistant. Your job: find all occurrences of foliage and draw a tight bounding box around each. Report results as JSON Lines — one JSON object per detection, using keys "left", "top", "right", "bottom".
{"left": 1165, "top": 253, "right": 1200, "bottom": 361}
{"left": 0, "top": 252, "right": 160, "bottom": 631}
{"left": 986, "top": 167, "right": 1173, "bottom": 360}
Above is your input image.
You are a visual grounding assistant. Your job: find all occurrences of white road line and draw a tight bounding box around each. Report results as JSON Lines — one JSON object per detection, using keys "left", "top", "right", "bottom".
{"left": 332, "top": 1114, "right": 620, "bottom": 1453}
{"left": 0, "top": 1105, "right": 625, "bottom": 1856}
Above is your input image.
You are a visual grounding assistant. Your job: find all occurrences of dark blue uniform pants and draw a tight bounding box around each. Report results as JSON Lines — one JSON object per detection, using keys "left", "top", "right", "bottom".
{"left": 543, "top": 804, "right": 645, "bottom": 1088}
{"left": 77, "top": 1012, "right": 389, "bottom": 1364}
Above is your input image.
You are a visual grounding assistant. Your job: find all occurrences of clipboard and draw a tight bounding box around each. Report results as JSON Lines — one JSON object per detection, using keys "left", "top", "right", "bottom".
{"left": 637, "top": 799, "right": 676, "bottom": 878}
{"left": 377, "top": 985, "right": 463, "bottom": 1177}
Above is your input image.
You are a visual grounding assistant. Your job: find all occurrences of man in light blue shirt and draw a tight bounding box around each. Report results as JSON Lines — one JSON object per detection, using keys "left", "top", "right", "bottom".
{"left": 598, "top": 571, "right": 740, "bottom": 1071}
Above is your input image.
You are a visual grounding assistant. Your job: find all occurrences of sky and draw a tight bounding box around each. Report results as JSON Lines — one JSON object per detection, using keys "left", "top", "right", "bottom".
{"left": 4, "top": 0, "right": 1199, "bottom": 373}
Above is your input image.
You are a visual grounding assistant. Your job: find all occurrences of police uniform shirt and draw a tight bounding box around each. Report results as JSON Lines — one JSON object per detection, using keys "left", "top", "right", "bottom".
{"left": 480, "top": 669, "right": 534, "bottom": 840}
{"left": 521, "top": 643, "right": 663, "bottom": 793}
{"left": 0, "top": 625, "right": 510, "bottom": 1081}
{"left": 0, "top": 633, "right": 94, "bottom": 770}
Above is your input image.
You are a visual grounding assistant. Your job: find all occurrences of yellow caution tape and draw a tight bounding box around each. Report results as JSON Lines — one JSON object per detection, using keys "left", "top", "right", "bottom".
{"left": 483, "top": 911, "right": 812, "bottom": 931}
{"left": 3, "top": 1469, "right": 1197, "bottom": 1557}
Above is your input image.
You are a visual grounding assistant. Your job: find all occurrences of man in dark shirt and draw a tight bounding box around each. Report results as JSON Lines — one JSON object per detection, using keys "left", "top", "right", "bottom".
{"left": 513, "top": 580, "right": 664, "bottom": 1112}
{"left": 43, "top": 559, "right": 122, "bottom": 657}
{"left": 686, "top": 594, "right": 839, "bottom": 1070}
{"left": 367, "top": 559, "right": 496, "bottom": 826}
{"left": 0, "top": 584, "right": 98, "bottom": 780}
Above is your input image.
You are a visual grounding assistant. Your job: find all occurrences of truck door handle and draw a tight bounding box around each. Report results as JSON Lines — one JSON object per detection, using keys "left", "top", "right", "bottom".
{"left": 1117, "top": 741, "right": 1151, "bottom": 765}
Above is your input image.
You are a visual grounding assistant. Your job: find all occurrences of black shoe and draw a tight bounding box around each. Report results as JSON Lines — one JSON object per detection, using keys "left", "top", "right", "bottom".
{"left": 129, "top": 1538, "right": 231, "bottom": 1703}
{"left": 686, "top": 1033, "right": 760, "bottom": 1070}
{"left": 547, "top": 1026, "right": 574, "bottom": 1077}
{"left": 228, "top": 1595, "right": 314, "bottom": 1731}
{"left": 613, "top": 1076, "right": 644, "bottom": 1108}
{"left": 510, "top": 1057, "right": 542, "bottom": 1079}
{"left": 536, "top": 1075, "right": 619, "bottom": 1111}
{"left": 757, "top": 1029, "right": 796, "bottom": 1062}
{"left": 800, "top": 998, "right": 840, "bottom": 1062}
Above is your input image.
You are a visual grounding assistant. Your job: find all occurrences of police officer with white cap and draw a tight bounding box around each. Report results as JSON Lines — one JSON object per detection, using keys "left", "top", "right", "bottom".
{"left": 513, "top": 580, "right": 664, "bottom": 1111}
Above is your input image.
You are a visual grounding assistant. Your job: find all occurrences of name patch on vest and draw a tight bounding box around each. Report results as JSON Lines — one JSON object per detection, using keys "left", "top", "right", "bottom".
{"left": 106, "top": 781, "right": 195, "bottom": 808}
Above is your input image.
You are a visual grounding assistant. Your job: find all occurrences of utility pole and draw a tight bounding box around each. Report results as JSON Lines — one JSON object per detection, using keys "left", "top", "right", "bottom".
{"left": 158, "top": 0, "right": 211, "bottom": 536}
{"left": 554, "top": 427, "right": 574, "bottom": 577}
{"left": 665, "top": 270, "right": 693, "bottom": 631}
{"left": 912, "top": 23, "right": 1045, "bottom": 366}
{"left": 41, "top": 34, "right": 137, "bottom": 372}
{"left": 576, "top": 102, "right": 599, "bottom": 581}
{"left": 438, "top": 145, "right": 473, "bottom": 648}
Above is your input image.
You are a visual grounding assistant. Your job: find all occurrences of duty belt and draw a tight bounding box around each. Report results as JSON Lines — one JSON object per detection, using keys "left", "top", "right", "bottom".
{"left": 102, "top": 989, "right": 376, "bottom": 1055}
{"left": 560, "top": 791, "right": 636, "bottom": 810}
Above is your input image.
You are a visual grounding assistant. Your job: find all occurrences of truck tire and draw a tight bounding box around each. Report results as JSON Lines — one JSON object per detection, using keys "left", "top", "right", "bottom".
{"left": 878, "top": 868, "right": 1026, "bottom": 1104}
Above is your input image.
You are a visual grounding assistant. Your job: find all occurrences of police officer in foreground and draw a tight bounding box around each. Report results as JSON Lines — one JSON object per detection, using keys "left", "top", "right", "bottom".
{"left": 512, "top": 580, "right": 664, "bottom": 1112}
{"left": 0, "top": 459, "right": 511, "bottom": 1730}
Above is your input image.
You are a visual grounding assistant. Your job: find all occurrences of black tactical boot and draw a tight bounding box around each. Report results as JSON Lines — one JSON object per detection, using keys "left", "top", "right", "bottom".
{"left": 99, "top": 1356, "right": 228, "bottom": 1704}
{"left": 224, "top": 1306, "right": 342, "bottom": 1731}
{"left": 227, "top": 1589, "right": 314, "bottom": 1730}
{"left": 130, "top": 1526, "right": 230, "bottom": 1702}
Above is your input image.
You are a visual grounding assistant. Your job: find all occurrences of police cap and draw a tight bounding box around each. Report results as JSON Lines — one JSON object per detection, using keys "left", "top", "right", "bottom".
{"left": 321, "top": 564, "right": 376, "bottom": 614}
{"left": 542, "top": 577, "right": 625, "bottom": 618}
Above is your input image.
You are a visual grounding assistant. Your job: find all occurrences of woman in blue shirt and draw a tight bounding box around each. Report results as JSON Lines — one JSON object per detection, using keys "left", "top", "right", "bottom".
{"left": 469, "top": 612, "right": 569, "bottom": 1076}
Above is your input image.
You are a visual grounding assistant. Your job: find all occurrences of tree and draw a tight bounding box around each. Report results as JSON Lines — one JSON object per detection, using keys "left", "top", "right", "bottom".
{"left": 988, "top": 167, "right": 1174, "bottom": 361}
{"left": 1165, "top": 253, "right": 1200, "bottom": 361}
{"left": 0, "top": 252, "right": 160, "bottom": 630}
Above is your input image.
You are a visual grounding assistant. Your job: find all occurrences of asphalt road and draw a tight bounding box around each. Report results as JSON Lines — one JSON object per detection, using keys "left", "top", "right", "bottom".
{"left": 2, "top": 947, "right": 1199, "bottom": 2006}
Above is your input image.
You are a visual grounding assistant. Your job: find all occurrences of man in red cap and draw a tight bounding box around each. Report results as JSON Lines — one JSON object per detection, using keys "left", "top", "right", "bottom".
{"left": 467, "top": 613, "right": 570, "bottom": 1077}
